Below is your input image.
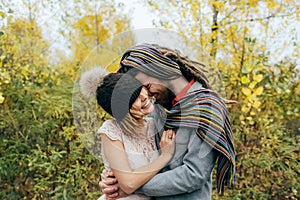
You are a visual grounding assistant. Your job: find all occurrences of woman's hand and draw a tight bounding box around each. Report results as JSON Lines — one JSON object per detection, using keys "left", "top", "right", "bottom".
{"left": 159, "top": 129, "right": 176, "bottom": 160}
{"left": 99, "top": 169, "right": 119, "bottom": 199}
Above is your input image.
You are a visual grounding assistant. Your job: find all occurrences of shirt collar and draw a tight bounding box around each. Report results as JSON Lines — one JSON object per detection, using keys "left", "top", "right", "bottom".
{"left": 171, "top": 79, "right": 195, "bottom": 106}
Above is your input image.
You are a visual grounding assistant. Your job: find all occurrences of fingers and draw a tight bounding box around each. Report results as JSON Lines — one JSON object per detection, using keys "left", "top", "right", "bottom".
{"left": 99, "top": 180, "right": 118, "bottom": 196}
{"left": 163, "top": 129, "right": 175, "bottom": 141}
{"left": 99, "top": 176, "right": 117, "bottom": 186}
{"left": 103, "top": 185, "right": 119, "bottom": 195}
{"left": 160, "top": 129, "right": 176, "bottom": 149}
{"left": 105, "top": 192, "right": 119, "bottom": 199}
{"left": 99, "top": 169, "right": 118, "bottom": 196}
{"left": 100, "top": 174, "right": 117, "bottom": 185}
{"left": 102, "top": 169, "right": 114, "bottom": 177}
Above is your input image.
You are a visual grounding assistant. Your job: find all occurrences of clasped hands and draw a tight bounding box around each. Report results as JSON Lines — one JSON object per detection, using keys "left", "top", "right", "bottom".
{"left": 99, "top": 169, "right": 125, "bottom": 200}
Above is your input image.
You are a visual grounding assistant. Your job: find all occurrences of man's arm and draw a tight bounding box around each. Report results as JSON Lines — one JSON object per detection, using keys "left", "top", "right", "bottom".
{"left": 136, "top": 130, "right": 217, "bottom": 196}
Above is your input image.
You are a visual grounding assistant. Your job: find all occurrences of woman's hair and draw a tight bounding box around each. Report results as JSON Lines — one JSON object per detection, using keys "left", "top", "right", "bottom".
{"left": 119, "top": 108, "right": 147, "bottom": 138}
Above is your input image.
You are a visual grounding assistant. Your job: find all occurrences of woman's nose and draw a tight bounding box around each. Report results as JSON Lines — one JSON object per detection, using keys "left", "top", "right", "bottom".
{"left": 140, "top": 93, "right": 148, "bottom": 101}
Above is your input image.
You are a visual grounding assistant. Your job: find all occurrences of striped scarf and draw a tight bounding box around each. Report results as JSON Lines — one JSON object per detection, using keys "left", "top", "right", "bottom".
{"left": 120, "top": 43, "right": 236, "bottom": 194}
{"left": 120, "top": 43, "right": 182, "bottom": 79}
{"left": 165, "top": 88, "right": 236, "bottom": 194}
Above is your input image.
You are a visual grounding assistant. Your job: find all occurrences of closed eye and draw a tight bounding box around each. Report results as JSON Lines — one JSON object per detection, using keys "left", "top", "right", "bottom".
{"left": 145, "top": 84, "right": 151, "bottom": 90}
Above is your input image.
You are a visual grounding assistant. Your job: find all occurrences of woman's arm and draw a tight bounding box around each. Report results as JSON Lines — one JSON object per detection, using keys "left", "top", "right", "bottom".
{"left": 101, "top": 129, "right": 175, "bottom": 195}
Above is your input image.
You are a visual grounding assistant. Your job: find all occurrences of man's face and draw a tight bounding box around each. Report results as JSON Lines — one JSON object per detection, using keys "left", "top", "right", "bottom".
{"left": 135, "top": 72, "right": 175, "bottom": 110}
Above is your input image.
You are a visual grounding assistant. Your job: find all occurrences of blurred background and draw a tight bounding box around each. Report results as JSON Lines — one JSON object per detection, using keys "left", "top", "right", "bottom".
{"left": 0, "top": 0, "right": 299, "bottom": 199}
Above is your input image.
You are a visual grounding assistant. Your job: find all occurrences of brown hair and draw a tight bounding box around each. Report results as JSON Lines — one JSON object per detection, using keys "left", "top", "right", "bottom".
{"left": 152, "top": 44, "right": 237, "bottom": 104}
{"left": 152, "top": 44, "right": 213, "bottom": 90}
{"left": 119, "top": 106, "right": 148, "bottom": 139}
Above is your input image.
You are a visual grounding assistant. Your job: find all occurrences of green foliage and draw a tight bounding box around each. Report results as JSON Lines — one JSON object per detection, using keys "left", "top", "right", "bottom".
{"left": 0, "top": 18, "right": 103, "bottom": 199}
{"left": 0, "top": 1, "right": 299, "bottom": 200}
{"left": 147, "top": 1, "right": 299, "bottom": 199}
{"left": 214, "top": 45, "right": 300, "bottom": 200}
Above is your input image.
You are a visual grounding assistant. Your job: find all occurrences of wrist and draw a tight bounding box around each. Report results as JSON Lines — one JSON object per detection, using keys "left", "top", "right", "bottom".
{"left": 160, "top": 153, "right": 172, "bottom": 162}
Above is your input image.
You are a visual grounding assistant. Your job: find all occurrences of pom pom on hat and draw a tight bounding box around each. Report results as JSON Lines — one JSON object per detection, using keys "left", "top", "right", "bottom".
{"left": 79, "top": 67, "right": 108, "bottom": 99}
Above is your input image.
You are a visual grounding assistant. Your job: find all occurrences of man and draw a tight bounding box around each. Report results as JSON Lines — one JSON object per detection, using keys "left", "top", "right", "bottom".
{"left": 99, "top": 44, "right": 236, "bottom": 199}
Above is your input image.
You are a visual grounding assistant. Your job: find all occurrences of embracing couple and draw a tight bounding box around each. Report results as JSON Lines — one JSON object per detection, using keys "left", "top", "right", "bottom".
{"left": 80, "top": 44, "right": 236, "bottom": 200}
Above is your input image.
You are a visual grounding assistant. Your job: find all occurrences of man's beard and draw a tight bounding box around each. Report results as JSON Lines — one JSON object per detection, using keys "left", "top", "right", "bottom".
{"left": 156, "top": 87, "right": 176, "bottom": 110}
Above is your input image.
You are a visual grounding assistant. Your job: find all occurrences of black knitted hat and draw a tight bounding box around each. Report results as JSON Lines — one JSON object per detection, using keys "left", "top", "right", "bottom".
{"left": 96, "top": 73, "right": 143, "bottom": 121}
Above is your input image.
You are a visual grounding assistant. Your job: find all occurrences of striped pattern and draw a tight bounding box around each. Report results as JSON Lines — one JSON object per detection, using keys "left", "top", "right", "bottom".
{"left": 119, "top": 43, "right": 236, "bottom": 194}
{"left": 165, "top": 89, "right": 236, "bottom": 194}
{"left": 121, "top": 43, "right": 181, "bottom": 79}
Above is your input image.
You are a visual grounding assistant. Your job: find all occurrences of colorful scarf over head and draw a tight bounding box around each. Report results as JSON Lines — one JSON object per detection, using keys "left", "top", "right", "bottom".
{"left": 120, "top": 43, "right": 182, "bottom": 79}
{"left": 120, "top": 43, "right": 236, "bottom": 194}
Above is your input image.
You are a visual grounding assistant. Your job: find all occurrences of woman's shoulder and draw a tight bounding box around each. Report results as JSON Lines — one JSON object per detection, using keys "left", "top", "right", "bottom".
{"left": 97, "top": 119, "right": 123, "bottom": 141}
{"left": 101, "top": 119, "right": 119, "bottom": 127}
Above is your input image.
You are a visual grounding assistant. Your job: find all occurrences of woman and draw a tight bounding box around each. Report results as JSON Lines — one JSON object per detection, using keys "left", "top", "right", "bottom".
{"left": 79, "top": 69, "right": 175, "bottom": 200}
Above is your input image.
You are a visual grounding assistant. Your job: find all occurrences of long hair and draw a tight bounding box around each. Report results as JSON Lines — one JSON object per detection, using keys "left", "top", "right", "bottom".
{"left": 152, "top": 44, "right": 213, "bottom": 90}
{"left": 152, "top": 44, "right": 237, "bottom": 104}
{"left": 119, "top": 108, "right": 147, "bottom": 139}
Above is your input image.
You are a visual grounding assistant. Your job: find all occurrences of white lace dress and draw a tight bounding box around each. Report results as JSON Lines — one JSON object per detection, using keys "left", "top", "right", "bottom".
{"left": 97, "top": 118, "right": 159, "bottom": 200}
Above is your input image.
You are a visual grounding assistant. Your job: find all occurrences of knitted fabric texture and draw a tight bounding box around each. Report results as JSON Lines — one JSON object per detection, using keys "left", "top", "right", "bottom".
{"left": 165, "top": 89, "right": 236, "bottom": 194}
{"left": 118, "top": 43, "right": 236, "bottom": 194}
{"left": 120, "top": 43, "right": 182, "bottom": 80}
{"left": 96, "top": 73, "right": 143, "bottom": 121}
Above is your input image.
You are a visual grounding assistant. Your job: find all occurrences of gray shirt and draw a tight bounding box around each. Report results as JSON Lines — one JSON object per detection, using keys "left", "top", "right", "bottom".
{"left": 136, "top": 82, "right": 218, "bottom": 200}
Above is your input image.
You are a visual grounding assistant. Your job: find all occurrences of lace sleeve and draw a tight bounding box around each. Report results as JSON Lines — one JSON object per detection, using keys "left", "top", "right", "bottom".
{"left": 97, "top": 120, "right": 123, "bottom": 142}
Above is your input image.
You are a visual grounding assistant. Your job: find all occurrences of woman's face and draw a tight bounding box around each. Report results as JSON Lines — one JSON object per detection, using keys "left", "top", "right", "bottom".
{"left": 131, "top": 87, "right": 154, "bottom": 115}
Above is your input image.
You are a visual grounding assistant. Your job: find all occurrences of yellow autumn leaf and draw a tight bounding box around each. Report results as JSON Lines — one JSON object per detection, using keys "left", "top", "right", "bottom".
{"left": 182, "top": 9, "right": 186, "bottom": 18}
{"left": 253, "top": 86, "right": 264, "bottom": 96}
{"left": 246, "top": 116, "right": 253, "bottom": 121}
{"left": 0, "top": 11, "right": 5, "bottom": 19}
{"left": 231, "top": 24, "right": 238, "bottom": 31}
{"left": 0, "top": 92, "right": 4, "bottom": 104}
{"left": 241, "top": 76, "right": 250, "bottom": 84}
{"left": 252, "top": 101, "right": 261, "bottom": 109}
{"left": 253, "top": 74, "right": 263, "bottom": 82}
{"left": 242, "top": 87, "right": 252, "bottom": 96}
{"left": 249, "top": 0, "right": 258, "bottom": 7}
{"left": 213, "top": 2, "right": 220, "bottom": 10}
{"left": 249, "top": 81, "right": 257, "bottom": 89}
{"left": 257, "top": 63, "right": 264, "bottom": 71}
{"left": 244, "top": 26, "right": 249, "bottom": 34}
{"left": 267, "top": 1, "right": 277, "bottom": 8}
{"left": 276, "top": 88, "right": 282, "bottom": 94}
{"left": 239, "top": 115, "right": 245, "bottom": 121}
{"left": 242, "top": 64, "right": 253, "bottom": 73}
{"left": 241, "top": 105, "right": 250, "bottom": 113}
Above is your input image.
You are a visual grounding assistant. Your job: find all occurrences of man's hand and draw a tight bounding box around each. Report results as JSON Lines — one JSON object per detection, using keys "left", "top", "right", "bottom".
{"left": 99, "top": 169, "right": 120, "bottom": 199}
